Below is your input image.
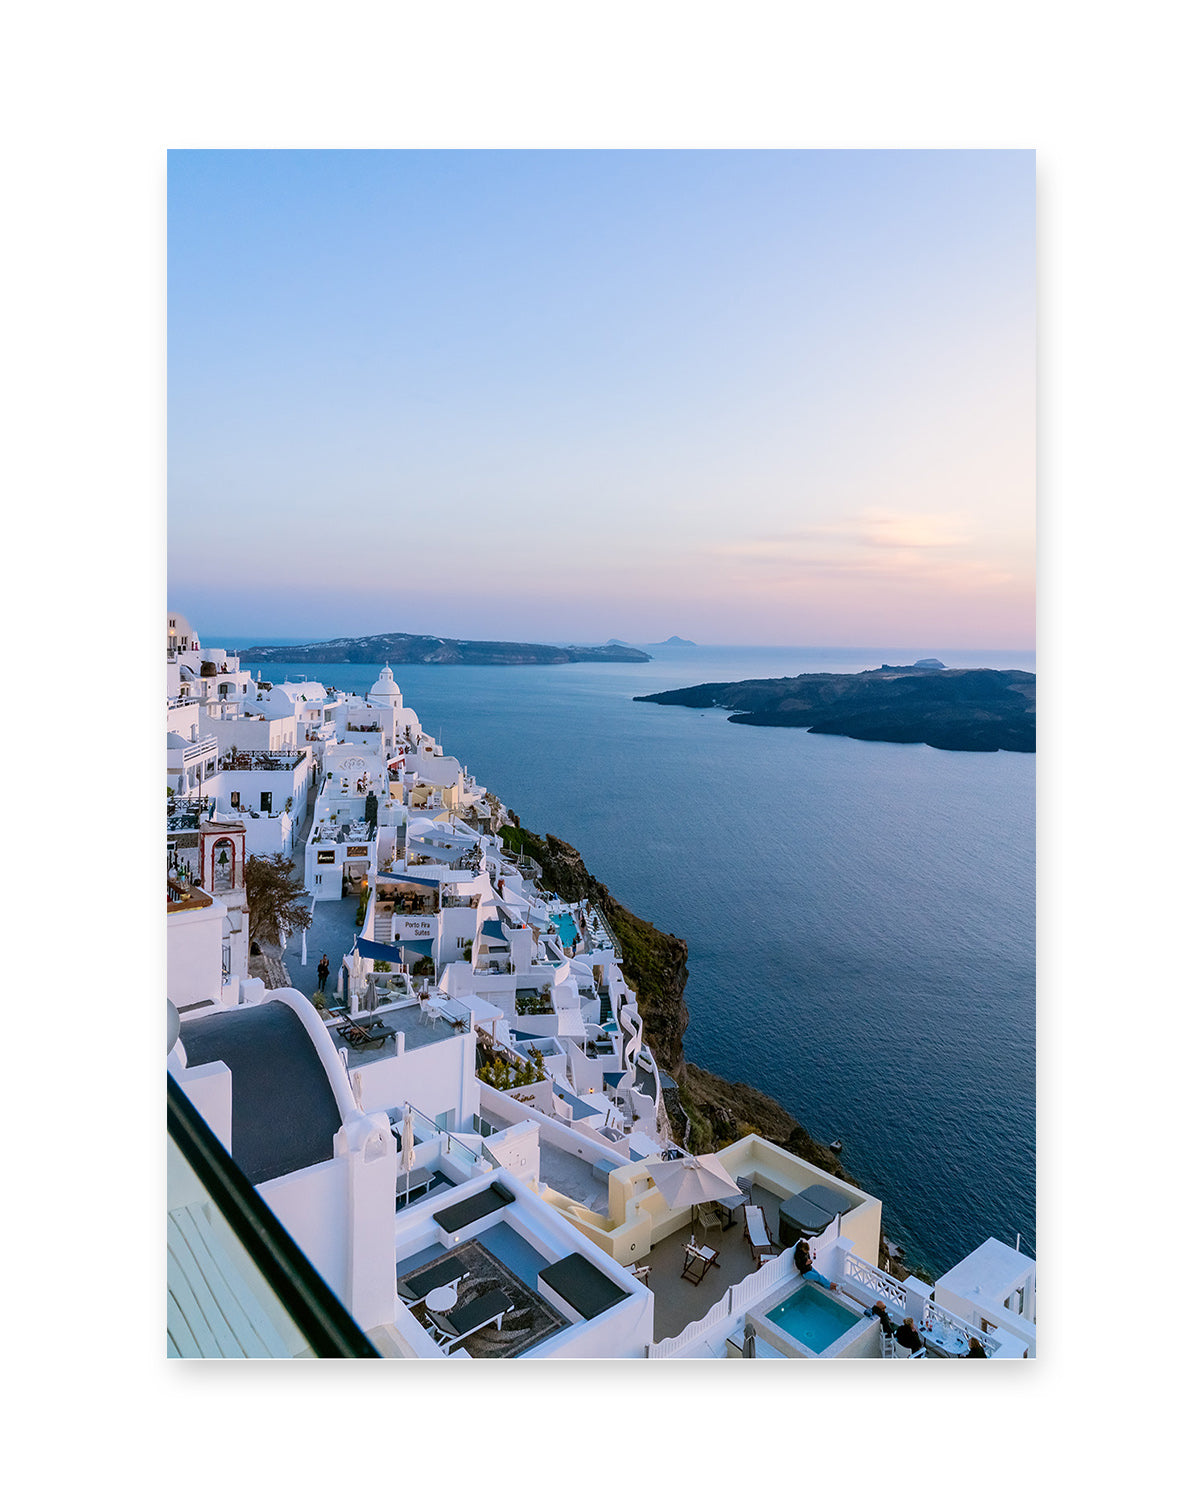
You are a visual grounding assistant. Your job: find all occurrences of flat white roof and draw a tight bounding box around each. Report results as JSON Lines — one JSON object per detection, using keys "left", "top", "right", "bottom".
{"left": 937, "top": 1236, "right": 1035, "bottom": 1299}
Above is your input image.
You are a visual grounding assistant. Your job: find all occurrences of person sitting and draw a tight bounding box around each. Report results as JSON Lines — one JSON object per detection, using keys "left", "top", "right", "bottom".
{"left": 895, "top": 1317, "right": 923, "bottom": 1354}
{"left": 965, "top": 1336, "right": 988, "bottom": 1358}
{"left": 867, "top": 1300, "right": 896, "bottom": 1336}
{"left": 793, "top": 1240, "right": 838, "bottom": 1291}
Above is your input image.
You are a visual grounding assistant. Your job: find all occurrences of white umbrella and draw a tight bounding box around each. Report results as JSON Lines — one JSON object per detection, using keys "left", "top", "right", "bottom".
{"left": 400, "top": 1104, "right": 416, "bottom": 1200}
{"left": 647, "top": 1152, "right": 741, "bottom": 1211}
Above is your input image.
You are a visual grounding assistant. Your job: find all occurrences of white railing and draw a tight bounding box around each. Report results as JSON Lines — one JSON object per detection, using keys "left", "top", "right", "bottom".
{"left": 840, "top": 1252, "right": 1001, "bottom": 1356}
{"left": 181, "top": 735, "right": 219, "bottom": 763}
{"left": 648, "top": 1294, "right": 734, "bottom": 1360}
{"left": 728, "top": 1246, "right": 796, "bottom": 1316}
{"left": 841, "top": 1253, "right": 908, "bottom": 1314}
{"left": 924, "top": 1300, "right": 1001, "bottom": 1357}
{"left": 648, "top": 1252, "right": 796, "bottom": 1358}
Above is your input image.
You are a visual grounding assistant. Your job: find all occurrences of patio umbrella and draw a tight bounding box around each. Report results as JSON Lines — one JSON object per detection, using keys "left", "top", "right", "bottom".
{"left": 647, "top": 1152, "right": 741, "bottom": 1211}
{"left": 400, "top": 1104, "right": 416, "bottom": 1200}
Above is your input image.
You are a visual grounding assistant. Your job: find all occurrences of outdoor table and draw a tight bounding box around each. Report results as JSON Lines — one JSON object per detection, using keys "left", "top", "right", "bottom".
{"left": 425, "top": 1284, "right": 459, "bottom": 1315}
{"left": 716, "top": 1192, "right": 749, "bottom": 1229}
{"left": 921, "top": 1322, "right": 970, "bottom": 1358}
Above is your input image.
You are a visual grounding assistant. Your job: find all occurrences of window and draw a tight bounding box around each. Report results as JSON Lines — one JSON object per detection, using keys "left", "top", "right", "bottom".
{"left": 260, "top": 791, "right": 272, "bottom": 813}
{"left": 230, "top": 791, "right": 240, "bottom": 809}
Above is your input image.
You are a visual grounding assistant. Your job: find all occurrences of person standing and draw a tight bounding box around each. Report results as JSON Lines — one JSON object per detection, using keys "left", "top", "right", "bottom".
{"left": 317, "top": 954, "right": 330, "bottom": 993}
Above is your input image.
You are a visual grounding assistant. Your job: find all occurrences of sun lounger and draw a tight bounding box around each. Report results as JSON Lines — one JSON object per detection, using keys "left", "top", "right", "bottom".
{"left": 743, "top": 1203, "right": 775, "bottom": 1268}
{"left": 336, "top": 1020, "right": 392, "bottom": 1050}
{"left": 396, "top": 1255, "right": 467, "bottom": 1310}
{"left": 427, "top": 1289, "right": 514, "bottom": 1350}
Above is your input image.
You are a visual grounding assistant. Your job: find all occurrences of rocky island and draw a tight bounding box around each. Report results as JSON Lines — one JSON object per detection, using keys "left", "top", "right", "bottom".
{"left": 239, "top": 631, "right": 652, "bottom": 666}
{"left": 636, "top": 661, "right": 1035, "bottom": 753}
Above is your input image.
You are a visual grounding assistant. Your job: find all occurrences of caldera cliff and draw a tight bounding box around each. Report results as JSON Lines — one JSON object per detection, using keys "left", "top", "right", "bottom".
{"left": 501, "top": 817, "right": 933, "bottom": 1281}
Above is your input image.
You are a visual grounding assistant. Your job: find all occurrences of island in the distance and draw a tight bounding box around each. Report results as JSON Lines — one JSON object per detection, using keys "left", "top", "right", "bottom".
{"left": 238, "top": 631, "right": 652, "bottom": 666}
{"left": 635, "top": 660, "right": 1035, "bottom": 752}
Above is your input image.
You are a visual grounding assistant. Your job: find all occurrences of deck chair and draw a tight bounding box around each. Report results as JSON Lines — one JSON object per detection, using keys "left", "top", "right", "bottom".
{"left": 681, "top": 1239, "right": 720, "bottom": 1285}
{"left": 427, "top": 1289, "right": 514, "bottom": 1351}
{"left": 879, "top": 1330, "right": 899, "bottom": 1359}
{"left": 743, "top": 1203, "right": 775, "bottom": 1268}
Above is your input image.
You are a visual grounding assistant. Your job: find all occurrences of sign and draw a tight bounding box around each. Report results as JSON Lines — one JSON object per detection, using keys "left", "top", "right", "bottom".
{"left": 395, "top": 916, "right": 435, "bottom": 941}
{"left": 317, "top": 849, "right": 335, "bottom": 865}
{"left": 347, "top": 845, "right": 369, "bottom": 856}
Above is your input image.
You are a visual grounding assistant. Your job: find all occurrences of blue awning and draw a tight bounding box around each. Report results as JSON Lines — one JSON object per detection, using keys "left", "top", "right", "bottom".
{"left": 480, "top": 920, "right": 508, "bottom": 941}
{"left": 354, "top": 935, "right": 436, "bottom": 961}
{"left": 378, "top": 873, "right": 440, "bottom": 888}
{"left": 602, "top": 1072, "right": 625, "bottom": 1087}
{"left": 354, "top": 937, "right": 402, "bottom": 964}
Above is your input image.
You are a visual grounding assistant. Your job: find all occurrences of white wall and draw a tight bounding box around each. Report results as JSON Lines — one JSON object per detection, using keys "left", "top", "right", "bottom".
{"left": 167, "top": 897, "right": 227, "bottom": 1010}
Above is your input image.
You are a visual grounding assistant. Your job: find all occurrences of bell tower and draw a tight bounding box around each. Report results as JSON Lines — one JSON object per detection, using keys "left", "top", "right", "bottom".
{"left": 199, "top": 819, "right": 250, "bottom": 991}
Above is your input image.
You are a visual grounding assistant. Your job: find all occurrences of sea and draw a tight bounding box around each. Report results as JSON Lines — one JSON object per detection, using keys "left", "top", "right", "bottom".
{"left": 222, "top": 639, "right": 1035, "bottom": 1276}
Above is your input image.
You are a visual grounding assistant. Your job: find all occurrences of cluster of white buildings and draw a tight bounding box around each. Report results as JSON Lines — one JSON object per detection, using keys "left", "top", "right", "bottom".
{"left": 166, "top": 611, "right": 1036, "bottom": 1361}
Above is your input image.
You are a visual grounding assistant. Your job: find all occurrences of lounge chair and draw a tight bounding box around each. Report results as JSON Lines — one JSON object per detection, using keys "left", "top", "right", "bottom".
{"left": 336, "top": 1020, "right": 392, "bottom": 1050}
{"left": 681, "top": 1239, "right": 720, "bottom": 1285}
{"left": 427, "top": 1289, "right": 514, "bottom": 1351}
{"left": 743, "top": 1203, "right": 775, "bottom": 1268}
{"left": 396, "top": 1255, "right": 467, "bottom": 1310}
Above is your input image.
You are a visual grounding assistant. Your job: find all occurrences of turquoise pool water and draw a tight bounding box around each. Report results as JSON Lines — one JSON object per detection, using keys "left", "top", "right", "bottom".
{"left": 766, "top": 1284, "right": 862, "bottom": 1353}
{"left": 552, "top": 912, "right": 580, "bottom": 947}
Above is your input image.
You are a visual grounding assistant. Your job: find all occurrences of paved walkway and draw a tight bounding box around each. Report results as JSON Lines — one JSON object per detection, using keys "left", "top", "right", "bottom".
{"left": 277, "top": 786, "right": 363, "bottom": 1000}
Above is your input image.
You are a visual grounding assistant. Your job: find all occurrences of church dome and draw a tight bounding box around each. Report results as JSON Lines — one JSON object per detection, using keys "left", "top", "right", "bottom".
{"left": 368, "top": 664, "right": 403, "bottom": 704}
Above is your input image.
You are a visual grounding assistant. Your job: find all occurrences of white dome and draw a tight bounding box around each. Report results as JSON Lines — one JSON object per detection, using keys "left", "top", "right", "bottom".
{"left": 368, "top": 664, "right": 403, "bottom": 703}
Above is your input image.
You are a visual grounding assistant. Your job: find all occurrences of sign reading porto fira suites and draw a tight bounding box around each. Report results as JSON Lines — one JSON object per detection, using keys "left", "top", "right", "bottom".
{"left": 394, "top": 916, "right": 435, "bottom": 941}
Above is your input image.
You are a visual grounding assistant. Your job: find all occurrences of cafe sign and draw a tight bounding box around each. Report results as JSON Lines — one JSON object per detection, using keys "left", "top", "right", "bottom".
{"left": 347, "top": 844, "right": 369, "bottom": 857}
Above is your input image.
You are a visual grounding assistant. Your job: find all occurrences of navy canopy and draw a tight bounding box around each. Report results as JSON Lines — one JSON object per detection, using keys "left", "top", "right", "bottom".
{"left": 378, "top": 873, "right": 440, "bottom": 888}
{"left": 354, "top": 937, "right": 402, "bottom": 964}
{"left": 480, "top": 920, "right": 508, "bottom": 941}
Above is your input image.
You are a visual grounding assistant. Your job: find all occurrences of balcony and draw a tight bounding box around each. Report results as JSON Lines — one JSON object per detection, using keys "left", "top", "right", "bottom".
{"left": 220, "top": 749, "right": 306, "bottom": 771}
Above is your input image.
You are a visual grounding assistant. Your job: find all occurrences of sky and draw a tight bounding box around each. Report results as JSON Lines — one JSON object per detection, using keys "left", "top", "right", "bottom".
{"left": 169, "top": 149, "right": 1034, "bottom": 648}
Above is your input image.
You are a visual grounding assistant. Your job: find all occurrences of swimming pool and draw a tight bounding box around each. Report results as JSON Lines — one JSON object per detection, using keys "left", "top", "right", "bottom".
{"left": 552, "top": 912, "right": 580, "bottom": 948}
{"left": 765, "top": 1282, "right": 864, "bottom": 1354}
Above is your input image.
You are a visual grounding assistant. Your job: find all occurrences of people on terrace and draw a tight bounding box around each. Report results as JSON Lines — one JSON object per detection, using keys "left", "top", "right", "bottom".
{"left": 965, "top": 1336, "right": 988, "bottom": 1358}
{"left": 794, "top": 1240, "right": 838, "bottom": 1291}
{"left": 867, "top": 1300, "right": 895, "bottom": 1336}
{"left": 895, "top": 1317, "right": 923, "bottom": 1354}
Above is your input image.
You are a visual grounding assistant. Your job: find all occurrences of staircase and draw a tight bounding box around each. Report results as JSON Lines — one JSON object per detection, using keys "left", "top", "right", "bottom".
{"left": 374, "top": 908, "right": 392, "bottom": 942}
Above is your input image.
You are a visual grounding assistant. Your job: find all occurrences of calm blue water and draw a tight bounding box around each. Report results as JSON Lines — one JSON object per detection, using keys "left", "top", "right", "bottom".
{"left": 227, "top": 641, "right": 1035, "bottom": 1275}
{"left": 767, "top": 1282, "right": 864, "bottom": 1351}
{"left": 552, "top": 912, "right": 581, "bottom": 948}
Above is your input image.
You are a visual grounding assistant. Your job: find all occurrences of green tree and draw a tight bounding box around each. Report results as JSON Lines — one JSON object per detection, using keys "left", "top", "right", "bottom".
{"left": 245, "top": 854, "right": 312, "bottom": 947}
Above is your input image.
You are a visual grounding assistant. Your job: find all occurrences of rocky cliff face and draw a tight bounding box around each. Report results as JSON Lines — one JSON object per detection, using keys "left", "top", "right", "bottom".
{"left": 531, "top": 832, "right": 691, "bottom": 1074}
{"left": 509, "top": 816, "right": 934, "bottom": 1279}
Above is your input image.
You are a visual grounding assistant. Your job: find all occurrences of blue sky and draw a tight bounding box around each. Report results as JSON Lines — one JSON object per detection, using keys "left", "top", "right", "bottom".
{"left": 169, "top": 149, "right": 1034, "bottom": 647}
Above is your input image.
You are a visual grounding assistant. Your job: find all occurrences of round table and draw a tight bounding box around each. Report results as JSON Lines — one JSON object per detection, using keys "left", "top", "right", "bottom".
{"left": 922, "top": 1325, "right": 969, "bottom": 1358}
{"left": 425, "top": 1284, "right": 459, "bottom": 1314}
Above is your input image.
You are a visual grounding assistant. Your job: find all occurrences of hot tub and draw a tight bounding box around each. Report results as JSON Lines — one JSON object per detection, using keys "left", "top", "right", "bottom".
{"left": 761, "top": 1281, "right": 869, "bottom": 1358}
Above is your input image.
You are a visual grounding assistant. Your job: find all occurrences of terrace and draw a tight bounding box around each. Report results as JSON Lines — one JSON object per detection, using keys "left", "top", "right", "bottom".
{"left": 390, "top": 1176, "right": 649, "bottom": 1358}
{"left": 324, "top": 998, "right": 459, "bottom": 1056}
{"left": 641, "top": 1182, "right": 788, "bottom": 1343}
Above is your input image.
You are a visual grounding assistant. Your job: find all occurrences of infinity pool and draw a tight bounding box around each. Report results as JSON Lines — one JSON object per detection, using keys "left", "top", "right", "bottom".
{"left": 552, "top": 912, "right": 580, "bottom": 947}
{"left": 765, "top": 1283, "right": 862, "bottom": 1353}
